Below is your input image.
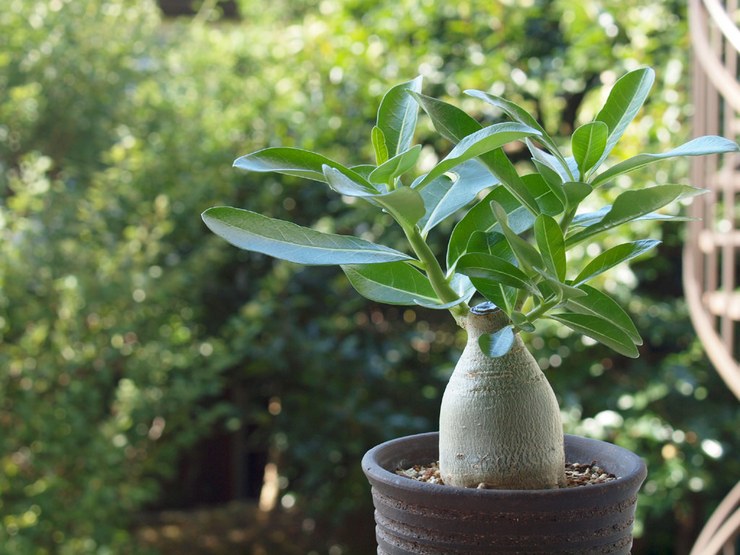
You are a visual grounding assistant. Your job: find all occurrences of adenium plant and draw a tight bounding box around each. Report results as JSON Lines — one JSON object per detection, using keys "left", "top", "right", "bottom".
{"left": 203, "top": 67, "right": 738, "bottom": 489}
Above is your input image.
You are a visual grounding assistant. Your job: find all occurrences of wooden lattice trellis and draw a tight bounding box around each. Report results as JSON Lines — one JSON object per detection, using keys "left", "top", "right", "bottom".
{"left": 685, "top": 0, "right": 740, "bottom": 553}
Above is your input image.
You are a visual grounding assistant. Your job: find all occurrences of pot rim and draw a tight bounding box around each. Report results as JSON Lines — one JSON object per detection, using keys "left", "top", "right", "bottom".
{"left": 362, "top": 431, "right": 647, "bottom": 500}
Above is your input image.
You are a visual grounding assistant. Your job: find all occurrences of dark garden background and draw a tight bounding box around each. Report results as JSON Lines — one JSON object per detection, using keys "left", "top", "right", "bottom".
{"left": 1, "top": 0, "right": 737, "bottom": 553}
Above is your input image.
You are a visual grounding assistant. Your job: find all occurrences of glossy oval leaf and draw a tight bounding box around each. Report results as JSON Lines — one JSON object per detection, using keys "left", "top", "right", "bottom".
{"left": 574, "top": 239, "right": 660, "bottom": 285}
{"left": 411, "top": 91, "right": 482, "bottom": 143}
{"left": 478, "top": 326, "right": 515, "bottom": 358}
{"left": 457, "top": 252, "right": 539, "bottom": 296}
{"left": 341, "top": 261, "right": 438, "bottom": 305}
{"left": 549, "top": 312, "right": 639, "bottom": 358}
{"left": 377, "top": 76, "right": 423, "bottom": 157}
{"left": 369, "top": 145, "right": 422, "bottom": 185}
{"left": 534, "top": 214, "right": 566, "bottom": 281}
{"left": 202, "top": 207, "right": 412, "bottom": 265}
{"left": 416, "top": 159, "right": 498, "bottom": 234}
{"left": 566, "top": 184, "right": 703, "bottom": 246}
{"left": 591, "top": 135, "right": 740, "bottom": 187}
{"left": 234, "top": 147, "right": 368, "bottom": 185}
{"left": 371, "top": 126, "right": 389, "bottom": 165}
{"left": 565, "top": 284, "right": 642, "bottom": 344}
{"left": 418, "top": 122, "right": 540, "bottom": 188}
{"left": 465, "top": 90, "right": 569, "bottom": 172}
{"left": 571, "top": 121, "right": 608, "bottom": 177}
{"left": 593, "top": 68, "right": 655, "bottom": 168}
{"left": 491, "top": 201, "right": 544, "bottom": 275}
{"left": 323, "top": 165, "right": 380, "bottom": 196}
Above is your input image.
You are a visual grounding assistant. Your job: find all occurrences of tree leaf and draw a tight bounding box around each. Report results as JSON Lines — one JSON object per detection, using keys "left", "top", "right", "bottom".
{"left": 534, "top": 214, "right": 566, "bottom": 281}
{"left": 478, "top": 326, "right": 516, "bottom": 358}
{"left": 414, "top": 273, "right": 475, "bottom": 309}
{"left": 234, "top": 147, "right": 369, "bottom": 185}
{"left": 465, "top": 89, "right": 571, "bottom": 176}
{"left": 323, "top": 166, "right": 425, "bottom": 227}
{"left": 376, "top": 76, "right": 423, "bottom": 157}
{"left": 417, "top": 122, "right": 540, "bottom": 190}
{"left": 369, "top": 145, "right": 422, "bottom": 185}
{"left": 571, "top": 121, "right": 608, "bottom": 177}
{"left": 411, "top": 91, "right": 482, "bottom": 143}
{"left": 565, "top": 284, "right": 642, "bottom": 344}
{"left": 371, "top": 125, "right": 389, "bottom": 165}
{"left": 374, "top": 148, "right": 422, "bottom": 186}
{"left": 490, "top": 201, "right": 544, "bottom": 275}
{"left": 573, "top": 239, "right": 660, "bottom": 284}
{"left": 549, "top": 312, "right": 639, "bottom": 358}
{"left": 593, "top": 67, "right": 655, "bottom": 168}
{"left": 591, "top": 135, "right": 740, "bottom": 187}
{"left": 447, "top": 176, "right": 561, "bottom": 269}
{"left": 566, "top": 185, "right": 703, "bottom": 246}
{"left": 563, "top": 181, "right": 593, "bottom": 208}
{"left": 478, "top": 148, "right": 542, "bottom": 216}
{"left": 375, "top": 186, "right": 426, "bottom": 228}
{"left": 532, "top": 159, "right": 567, "bottom": 207}
{"left": 457, "top": 252, "right": 540, "bottom": 297}
{"left": 323, "top": 164, "right": 380, "bottom": 196}
{"left": 341, "top": 261, "right": 439, "bottom": 305}
{"left": 416, "top": 159, "right": 498, "bottom": 234}
{"left": 201, "top": 207, "right": 412, "bottom": 265}
{"left": 527, "top": 139, "right": 579, "bottom": 183}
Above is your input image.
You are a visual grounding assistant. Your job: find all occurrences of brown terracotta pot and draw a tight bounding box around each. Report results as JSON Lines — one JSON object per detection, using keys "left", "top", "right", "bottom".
{"left": 362, "top": 432, "right": 647, "bottom": 554}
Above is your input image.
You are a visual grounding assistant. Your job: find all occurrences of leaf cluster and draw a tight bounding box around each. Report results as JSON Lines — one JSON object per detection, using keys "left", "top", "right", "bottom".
{"left": 204, "top": 68, "right": 738, "bottom": 358}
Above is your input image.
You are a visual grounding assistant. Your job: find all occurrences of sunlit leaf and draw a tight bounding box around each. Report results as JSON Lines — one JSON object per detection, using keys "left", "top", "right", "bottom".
{"left": 549, "top": 312, "right": 639, "bottom": 358}
{"left": 574, "top": 240, "right": 660, "bottom": 284}
{"left": 202, "top": 207, "right": 412, "bottom": 265}
{"left": 377, "top": 76, "right": 423, "bottom": 157}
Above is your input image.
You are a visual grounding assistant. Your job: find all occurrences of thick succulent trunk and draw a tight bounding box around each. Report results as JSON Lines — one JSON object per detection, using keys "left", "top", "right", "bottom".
{"left": 439, "top": 304, "right": 566, "bottom": 489}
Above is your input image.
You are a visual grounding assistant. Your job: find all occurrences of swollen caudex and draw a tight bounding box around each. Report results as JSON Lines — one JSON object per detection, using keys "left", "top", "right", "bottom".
{"left": 439, "top": 303, "right": 566, "bottom": 489}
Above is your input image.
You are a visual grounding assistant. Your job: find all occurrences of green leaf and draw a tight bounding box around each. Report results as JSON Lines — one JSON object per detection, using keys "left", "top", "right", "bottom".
{"left": 375, "top": 186, "right": 426, "bottom": 227}
{"left": 447, "top": 176, "right": 561, "bottom": 268}
{"left": 341, "top": 261, "right": 439, "bottom": 305}
{"left": 533, "top": 269, "right": 587, "bottom": 301}
{"left": 528, "top": 139, "right": 579, "bottom": 183}
{"left": 415, "top": 159, "right": 498, "bottom": 235}
{"left": 414, "top": 273, "right": 475, "bottom": 309}
{"left": 532, "top": 159, "right": 567, "bottom": 207}
{"left": 563, "top": 181, "right": 593, "bottom": 208}
{"left": 574, "top": 239, "right": 660, "bottom": 284}
{"left": 479, "top": 149, "right": 542, "bottom": 216}
{"left": 323, "top": 164, "right": 380, "bottom": 196}
{"left": 234, "top": 147, "right": 369, "bottom": 185}
{"left": 377, "top": 76, "right": 423, "bottom": 157}
{"left": 369, "top": 145, "right": 422, "bottom": 185}
{"left": 591, "top": 135, "right": 740, "bottom": 187}
{"left": 571, "top": 121, "right": 608, "bottom": 177}
{"left": 491, "top": 201, "right": 544, "bottom": 275}
{"left": 457, "top": 252, "right": 540, "bottom": 297}
{"left": 478, "top": 326, "right": 515, "bottom": 358}
{"left": 411, "top": 91, "right": 482, "bottom": 143}
{"left": 593, "top": 68, "right": 655, "bottom": 168}
{"left": 417, "top": 122, "right": 540, "bottom": 189}
{"left": 465, "top": 89, "right": 571, "bottom": 176}
{"left": 202, "top": 207, "right": 412, "bottom": 265}
{"left": 534, "top": 214, "right": 566, "bottom": 281}
{"left": 567, "top": 185, "right": 703, "bottom": 246}
{"left": 372, "top": 126, "right": 389, "bottom": 165}
{"left": 565, "top": 285, "right": 642, "bottom": 344}
{"left": 549, "top": 312, "right": 639, "bottom": 358}
{"left": 511, "top": 311, "right": 535, "bottom": 332}
{"left": 323, "top": 166, "right": 425, "bottom": 227}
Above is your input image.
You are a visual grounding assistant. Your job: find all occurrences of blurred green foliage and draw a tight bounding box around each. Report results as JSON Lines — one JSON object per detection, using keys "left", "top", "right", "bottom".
{"left": 0, "top": 0, "right": 736, "bottom": 553}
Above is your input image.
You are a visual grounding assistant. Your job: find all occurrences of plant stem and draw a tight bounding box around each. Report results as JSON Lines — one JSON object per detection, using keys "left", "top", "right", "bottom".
{"left": 404, "top": 225, "right": 469, "bottom": 323}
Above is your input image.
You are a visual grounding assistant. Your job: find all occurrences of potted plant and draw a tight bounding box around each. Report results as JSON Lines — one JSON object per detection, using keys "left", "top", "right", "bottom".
{"left": 202, "top": 67, "right": 738, "bottom": 553}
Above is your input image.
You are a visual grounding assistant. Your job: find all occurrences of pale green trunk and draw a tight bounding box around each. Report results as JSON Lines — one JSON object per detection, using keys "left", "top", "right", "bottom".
{"left": 439, "top": 305, "right": 566, "bottom": 489}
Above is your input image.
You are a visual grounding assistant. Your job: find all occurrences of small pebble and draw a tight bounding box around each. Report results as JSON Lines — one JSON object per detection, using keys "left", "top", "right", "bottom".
{"left": 396, "top": 460, "right": 617, "bottom": 488}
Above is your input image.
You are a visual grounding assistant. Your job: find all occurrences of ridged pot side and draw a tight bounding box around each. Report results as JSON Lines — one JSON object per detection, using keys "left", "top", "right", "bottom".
{"left": 439, "top": 305, "right": 565, "bottom": 489}
{"left": 362, "top": 432, "right": 648, "bottom": 555}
